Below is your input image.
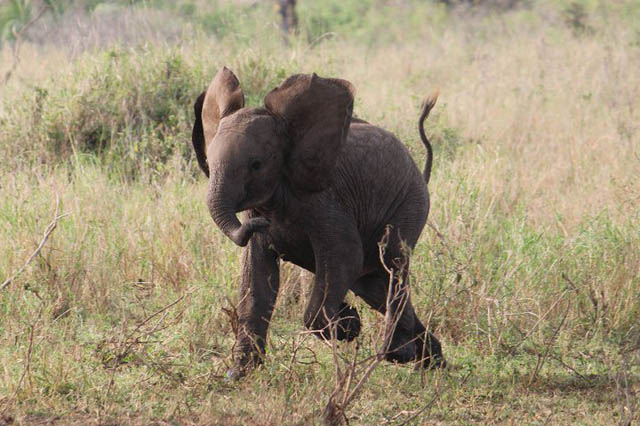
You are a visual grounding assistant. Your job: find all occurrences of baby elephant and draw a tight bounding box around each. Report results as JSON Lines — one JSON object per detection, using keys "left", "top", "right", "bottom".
{"left": 192, "top": 68, "right": 445, "bottom": 378}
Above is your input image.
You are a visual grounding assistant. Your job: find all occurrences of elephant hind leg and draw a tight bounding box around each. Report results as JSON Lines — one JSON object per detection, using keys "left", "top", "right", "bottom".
{"left": 351, "top": 271, "right": 445, "bottom": 368}
{"left": 351, "top": 271, "right": 418, "bottom": 363}
{"left": 413, "top": 320, "right": 446, "bottom": 369}
{"left": 335, "top": 301, "right": 361, "bottom": 341}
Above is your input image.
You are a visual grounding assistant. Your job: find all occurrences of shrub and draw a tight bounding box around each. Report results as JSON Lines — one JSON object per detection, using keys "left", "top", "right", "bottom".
{"left": 1, "top": 47, "right": 200, "bottom": 177}
{"left": 563, "top": 2, "right": 592, "bottom": 36}
{"left": 0, "top": 44, "right": 300, "bottom": 178}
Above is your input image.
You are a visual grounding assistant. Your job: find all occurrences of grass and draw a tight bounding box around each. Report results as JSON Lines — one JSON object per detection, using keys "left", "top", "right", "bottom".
{"left": 1, "top": 0, "right": 640, "bottom": 424}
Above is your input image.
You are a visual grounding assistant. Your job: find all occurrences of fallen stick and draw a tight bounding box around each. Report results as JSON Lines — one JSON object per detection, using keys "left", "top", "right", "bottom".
{"left": 1, "top": 194, "right": 69, "bottom": 291}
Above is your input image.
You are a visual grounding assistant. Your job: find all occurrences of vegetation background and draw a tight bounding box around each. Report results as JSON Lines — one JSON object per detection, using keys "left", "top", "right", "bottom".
{"left": 1, "top": 0, "right": 639, "bottom": 424}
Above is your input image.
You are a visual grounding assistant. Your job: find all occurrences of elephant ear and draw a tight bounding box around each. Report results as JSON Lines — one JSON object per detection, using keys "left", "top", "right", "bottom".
{"left": 191, "top": 67, "right": 244, "bottom": 177}
{"left": 264, "top": 73, "right": 354, "bottom": 192}
{"left": 192, "top": 91, "right": 209, "bottom": 176}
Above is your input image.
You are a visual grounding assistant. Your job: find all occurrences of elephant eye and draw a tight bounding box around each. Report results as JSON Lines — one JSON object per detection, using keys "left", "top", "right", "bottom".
{"left": 250, "top": 160, "right": 262, "bottom": 171}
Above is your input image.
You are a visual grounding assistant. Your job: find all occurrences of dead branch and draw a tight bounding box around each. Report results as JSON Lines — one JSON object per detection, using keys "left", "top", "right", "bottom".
{"left": 322, "top": 226, "right": 414, "bottom": 425}
{"left": 119, "top": 293, "right": 187, "bottom": 358}
{"left": 612, "top": 354, "right": 637, "bottom": 426}
{"left": 2, "top": 2, "right": 52, "bottom": 85}
{"left": 1, "top": 193, "right": 69, "bottom": 291}
{"left": 285, "top": 332, "right": 319, "bottom": 382}
{"left": 1, "top": 303, "right": 44, "bottom": 415}
{"left": 392, "top": 370, "right": 467, "bottom": 426}
{"left": 528, "top": 289, "right": 572, "bottom": 386}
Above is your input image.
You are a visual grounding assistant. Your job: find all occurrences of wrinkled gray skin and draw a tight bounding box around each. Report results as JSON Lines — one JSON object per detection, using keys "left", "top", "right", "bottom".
{"left": 192, "top": 68, "right": 445, "bottom": 378}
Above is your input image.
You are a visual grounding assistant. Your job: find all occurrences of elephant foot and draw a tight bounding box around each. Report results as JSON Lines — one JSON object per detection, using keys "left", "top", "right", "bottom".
{"left": 412, "top": 353, "right": 447, "bottom": 370}
{"left": 227, "top": 340, "right": 266, "bottom": 380}
{"left": 414, "top": 330, "right": 446, "bottom": 370}
{"left": 384, "top": 339, "right": 417, "bottom": 364}
{"left": 336, "top": 302, "right": 361, "bottom": 341}
{"left": 225, "top": 366, "right": 245, "bottom": 381}
{"left": 384, "top": 330, "right": 447, "bottom": 369}
{"left": 225, "top": 355, "right": 262, "bottom": 381}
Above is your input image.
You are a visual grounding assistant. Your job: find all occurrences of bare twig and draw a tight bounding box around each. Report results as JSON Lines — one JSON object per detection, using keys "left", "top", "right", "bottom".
{"left": 427, "top": 220, "right": 482, "bottom": 303}
{"left": 393, "top": 370, "right": 468, "bottom": 426}
{"left": 612, "top": 354, "right": 637, "bottom": 426}
{"left": 100, "top": 292, "right": 188, "bottom": 416}
{"left": 1, "top": 303, "right": 44, "bottom": 415}
{"left": 221, "top": 295, "right": 241, "bottom": 337}
{"left": 284, "top": 332, "right": 319, "bottom": 382}
{"left": 119, "top": 293, "right": 187, "bottom": 357}
{"left": 322, "top": 226, "right": 415, "bottom": 425}
{"left": 1, "top": 193, "right": 69, "bottom": 291}
{"left": 528, "top": 289, "right": 572, "bottom": 386}
{"left": 507, "top": 287, "right": 572, "bottom": 352}
{"left": 2, "top": 2, "right": 52, "bottom": 84}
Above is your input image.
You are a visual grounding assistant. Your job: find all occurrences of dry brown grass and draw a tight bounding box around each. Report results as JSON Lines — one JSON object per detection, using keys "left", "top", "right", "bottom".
{"left": 1, "top": 0, "right": 639, "bottom": 424}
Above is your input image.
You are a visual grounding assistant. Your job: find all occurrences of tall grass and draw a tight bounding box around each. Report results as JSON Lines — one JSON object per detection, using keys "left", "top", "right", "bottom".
{"left": 1, "top": 0, "right": 639, "bottom": 424}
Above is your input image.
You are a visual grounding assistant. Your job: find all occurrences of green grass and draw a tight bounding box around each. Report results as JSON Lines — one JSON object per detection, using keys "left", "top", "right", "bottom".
{"left": 1, "top": 0, "right": 640, "bottom": 424}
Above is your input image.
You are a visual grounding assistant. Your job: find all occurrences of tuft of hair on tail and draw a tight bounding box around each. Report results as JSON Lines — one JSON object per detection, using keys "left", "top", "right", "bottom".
{"left": 419, "top": 89, "right": 438, "bottom": 185}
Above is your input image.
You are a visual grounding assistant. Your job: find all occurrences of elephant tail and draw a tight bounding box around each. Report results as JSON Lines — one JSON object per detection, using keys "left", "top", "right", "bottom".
{"left": 419, "top": 90, "right": 438, "bottom": 185}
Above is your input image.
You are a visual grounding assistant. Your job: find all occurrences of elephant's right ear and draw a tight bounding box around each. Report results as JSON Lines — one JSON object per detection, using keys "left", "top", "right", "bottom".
{"left": 191, "top": 67, "right": 245, "bottom": 177}
{"left": 192, "top": 91, "right": 209, "bottom": 177}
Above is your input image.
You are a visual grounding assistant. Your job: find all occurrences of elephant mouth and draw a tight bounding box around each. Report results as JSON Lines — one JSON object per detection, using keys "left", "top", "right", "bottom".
{"left": 236, "top": 184, "right": 280, "bottom": 214}
{"left": 235, "top": 197, "right": 254, "bottom": 213}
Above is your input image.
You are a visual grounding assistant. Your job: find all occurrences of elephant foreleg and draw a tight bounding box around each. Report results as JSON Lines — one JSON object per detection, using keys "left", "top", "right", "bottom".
{"left": 229, "top": 231, "right": 280, "bottom": 378}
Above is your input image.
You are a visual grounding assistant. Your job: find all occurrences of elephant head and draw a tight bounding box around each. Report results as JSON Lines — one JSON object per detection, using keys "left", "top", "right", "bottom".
{"left": 192, "top": 67, "right": 354, "bottom": 246}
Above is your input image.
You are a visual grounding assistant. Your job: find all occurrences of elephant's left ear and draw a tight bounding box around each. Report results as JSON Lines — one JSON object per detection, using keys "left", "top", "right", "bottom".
{"left": 265, "top": 73, "right": 354, "bottom": 192}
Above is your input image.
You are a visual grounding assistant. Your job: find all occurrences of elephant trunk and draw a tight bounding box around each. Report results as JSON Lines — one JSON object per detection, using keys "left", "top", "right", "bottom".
{"left": 206, "top": 172, "right": 268, "bottom": 247}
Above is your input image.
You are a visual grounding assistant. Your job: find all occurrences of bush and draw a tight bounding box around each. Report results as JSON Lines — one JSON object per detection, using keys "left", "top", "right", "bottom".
{"left": 297, "top": 0, "right": 447, "bottom": 46}
{"left": 563, "top": 2, "right": 593, "bottom": 36}
{"left": 1, "top": 47, "right": 199, "bottom": 178}
{"left": 0, "top": 44, "right": 301, "bottom": 179}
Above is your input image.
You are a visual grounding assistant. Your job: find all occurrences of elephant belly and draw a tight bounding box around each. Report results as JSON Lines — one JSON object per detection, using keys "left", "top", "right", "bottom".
{"left": 267, "top": 227, "right": 316, "bottom": 272}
